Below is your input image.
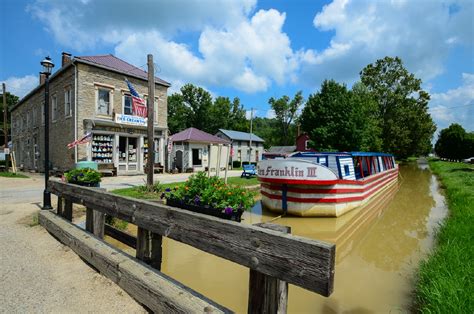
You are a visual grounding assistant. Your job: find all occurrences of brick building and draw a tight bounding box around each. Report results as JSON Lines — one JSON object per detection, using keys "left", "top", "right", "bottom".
{"left": 11, "top": 53, "right": 170, "bottom": 175}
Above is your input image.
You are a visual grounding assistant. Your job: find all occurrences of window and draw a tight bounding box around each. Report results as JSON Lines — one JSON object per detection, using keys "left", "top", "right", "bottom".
{"left": 305, "top": 140, "right": 309, "bottom": 150}
{"left": 344, "top": 165, "right": 350, "bottom": 176}
{"left": 51, "top": 95, "right": 58, "bottom": 121}
{"left": 64, "top": 88, "right": 72, "bottom": 116}
{"left": 32, "top": 107, "right": 37, "bottom": 126}
{"left": 97, "top": 88, "right": 111, "bottom": 115}
{"left": 41, "top": 103, "right": 45, "bottom": 125}
{"left": 123, "top": 94, "right": 133, "bottom": 115}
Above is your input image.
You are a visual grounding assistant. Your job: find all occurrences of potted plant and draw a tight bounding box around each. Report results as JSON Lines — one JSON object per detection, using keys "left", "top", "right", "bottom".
{"left": 161, "top": 172, "right": 256, "bottom": 222}
{"left": 64, "top": 167, "right": 102, "bottom": 187}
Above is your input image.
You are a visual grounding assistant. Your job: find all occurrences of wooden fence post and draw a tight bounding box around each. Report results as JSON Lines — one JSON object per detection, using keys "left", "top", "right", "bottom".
{"left": 248, "top": 223, "right": 291, "bottom": 314}
{"left": 86, "top": 207, "right": 105, "bottom": 239}
{"left": 136, "top": 227, "right": 163, "bottom": 271}
{"left": 63, "top": 199, "right": 73, "bottom": 221}
{"left": 57, "top": 197, "right": 63, "bottom": 216}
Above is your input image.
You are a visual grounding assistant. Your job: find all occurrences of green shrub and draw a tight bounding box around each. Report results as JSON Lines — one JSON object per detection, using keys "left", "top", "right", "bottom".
{"left": 65, "top": 167, "right": 101, "bottom": 184}
{"left": 162, "top": 171, "right": 256, "bottom": 213}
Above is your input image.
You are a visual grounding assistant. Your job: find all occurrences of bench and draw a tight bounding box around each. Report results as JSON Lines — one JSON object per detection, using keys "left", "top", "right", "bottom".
{"left": 144, "top": 163, "right": 165, "bottom": 174}
{"left": 241, "top": 164, "right": 256, "bottom": 178}
{"left": 98, "top": 163, "right": 117, "bottom": 176}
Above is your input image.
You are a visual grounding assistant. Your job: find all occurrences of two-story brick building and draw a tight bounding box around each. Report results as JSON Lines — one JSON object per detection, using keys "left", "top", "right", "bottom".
{"left": 11, "top": 53, "right": 170, "bottom": 175}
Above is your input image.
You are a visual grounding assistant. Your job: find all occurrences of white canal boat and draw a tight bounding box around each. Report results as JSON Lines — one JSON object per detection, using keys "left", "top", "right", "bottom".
{"left": 258, "top": 152, "right": 399, "bottom": 217}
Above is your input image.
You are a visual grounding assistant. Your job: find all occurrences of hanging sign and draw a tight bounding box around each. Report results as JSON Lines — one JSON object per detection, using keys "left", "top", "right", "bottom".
{"left": 115, "top": 114, "right": 147, "bottom": 126}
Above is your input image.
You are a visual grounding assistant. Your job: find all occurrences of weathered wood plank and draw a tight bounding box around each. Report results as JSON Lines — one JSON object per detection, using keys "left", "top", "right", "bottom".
{"left": 57, "top": 197, "right": 63, "bottom": 216}
{"left": 248, "top": 223, "right": 290, "bottom": 314}
{"left": 151, "top": 233, "right": 163, "bottom": 271}
{"left": 86, "top": 208, "right": 105, "bottom": 238}
{"left": 104, "top": 224, "right": 137, "bottom": 249}
{"left": 38, "top": 210, "right": 230, "bottom": 313}
{"left": 49, "top": 181, "right": 335, "bottom": 296}
{"left": 86, "top": 207, "right": 93, "bottom": 233}
{"left": 63, "top": 199, "right": 73, "bottom": 221}
{"left": 136, "top": 227, "right": 151, "bottom": 263}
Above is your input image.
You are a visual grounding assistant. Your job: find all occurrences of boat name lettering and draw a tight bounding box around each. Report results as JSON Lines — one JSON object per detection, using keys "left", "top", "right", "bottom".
{"left": 258, "top": 166, "right": 318, "bottom": 178}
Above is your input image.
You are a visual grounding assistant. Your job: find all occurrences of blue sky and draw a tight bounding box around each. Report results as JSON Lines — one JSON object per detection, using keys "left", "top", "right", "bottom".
{"left": 1, "top": 0, "right": 473, "bottom": 134}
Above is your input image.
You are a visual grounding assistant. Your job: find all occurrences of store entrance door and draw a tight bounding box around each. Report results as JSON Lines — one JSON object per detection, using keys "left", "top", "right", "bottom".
{"left": 118, "top": 136, "right": 138, "bottom": 173}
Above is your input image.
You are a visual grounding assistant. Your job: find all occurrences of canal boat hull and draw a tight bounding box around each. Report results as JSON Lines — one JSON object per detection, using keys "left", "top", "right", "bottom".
{"left": 258, "top": 156, "right": 399, "bottom": 217}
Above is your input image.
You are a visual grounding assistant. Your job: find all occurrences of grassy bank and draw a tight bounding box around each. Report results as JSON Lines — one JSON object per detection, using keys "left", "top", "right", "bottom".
{"left": 112, "top": 176, "right": 259, "bottom": 199}
{"left": 415, "top": 161, "right": 474, "bottom": 312}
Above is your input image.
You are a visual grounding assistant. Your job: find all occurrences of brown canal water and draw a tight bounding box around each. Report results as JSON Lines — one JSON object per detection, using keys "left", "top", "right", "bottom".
{"left": 106, "top": 161, "right": 447, "bottom": 313}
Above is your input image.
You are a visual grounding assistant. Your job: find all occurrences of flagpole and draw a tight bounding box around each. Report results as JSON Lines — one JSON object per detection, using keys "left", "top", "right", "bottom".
{"left": 147, "top": 54, "right": 155, "bottom": 188}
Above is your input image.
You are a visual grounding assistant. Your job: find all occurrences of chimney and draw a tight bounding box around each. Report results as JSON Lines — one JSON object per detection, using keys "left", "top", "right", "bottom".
{"left": 61, "top": 52, "right": 72, "bottom": 67}
{"left": 39, "top": 72, "right": 46, "bottom": 85}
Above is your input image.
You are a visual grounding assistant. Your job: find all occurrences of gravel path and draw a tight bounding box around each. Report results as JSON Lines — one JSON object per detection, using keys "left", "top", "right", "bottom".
{"left": 0, "top": 177, "right": 146, "bottom": 313}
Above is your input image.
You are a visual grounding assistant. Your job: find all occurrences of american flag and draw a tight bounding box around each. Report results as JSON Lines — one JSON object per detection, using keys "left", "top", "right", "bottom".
{"left": 125, "top": 79, "right": 147, "bottom": 118}
{"left": 67, "top": 133, "right": 92, "bottom": 149}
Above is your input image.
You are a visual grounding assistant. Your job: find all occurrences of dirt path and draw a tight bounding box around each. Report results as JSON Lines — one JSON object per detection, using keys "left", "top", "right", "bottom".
{"left": 0, "top": 176, "right": 146, "bottom": 313}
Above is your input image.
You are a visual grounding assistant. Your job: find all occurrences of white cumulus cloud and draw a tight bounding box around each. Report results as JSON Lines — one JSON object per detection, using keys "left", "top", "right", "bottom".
{"left": 300, "top": 0, "right": 474, "bottom": 89}
{"left": 1, "top": 75, "right": 38, "bottom": 98}
{"left": 429, "top": 73, "right": 474, "bottom": 132}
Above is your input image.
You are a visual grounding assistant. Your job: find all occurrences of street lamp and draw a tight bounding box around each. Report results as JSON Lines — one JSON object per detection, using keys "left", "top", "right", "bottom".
{"left": 41, "top": 56, "right": 54, "bottom": 210}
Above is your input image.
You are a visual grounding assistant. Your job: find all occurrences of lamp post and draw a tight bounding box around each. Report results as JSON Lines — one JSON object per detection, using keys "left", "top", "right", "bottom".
{"left": 41, "top": 56, "right": 54, "bottom": 210}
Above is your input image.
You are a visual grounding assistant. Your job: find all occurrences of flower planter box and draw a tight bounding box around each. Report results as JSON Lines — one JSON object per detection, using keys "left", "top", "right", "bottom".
{"left": 166, "top": 198, "right": 243, "bottom": 222}
{"left": 68, "top": 181, "right": 100, "bottom": 188}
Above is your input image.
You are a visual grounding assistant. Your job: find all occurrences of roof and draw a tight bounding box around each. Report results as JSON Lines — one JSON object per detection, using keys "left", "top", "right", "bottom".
{"left": 171, "top": 128, "right": 230, "bottom": 144}
{"left": 13, "top": 53, "right": 170, "bottom": 111}
{"left": 217, "top": 129, "right": 264, "bottom": 142}
{"left": 267, "top": 146, "right": 296, "bottom": 154}
{"left": 76, "top": 54, "right": 170, "bottom": 87}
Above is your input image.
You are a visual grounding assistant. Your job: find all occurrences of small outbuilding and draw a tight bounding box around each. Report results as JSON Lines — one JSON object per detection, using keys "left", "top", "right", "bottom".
{"left": 169, "top": 127, "right": 230, "bottom": 173}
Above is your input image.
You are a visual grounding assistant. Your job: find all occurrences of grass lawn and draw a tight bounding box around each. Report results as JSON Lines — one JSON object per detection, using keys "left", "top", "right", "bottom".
{"left": 0, "top": 172, "right": 29, "bottom": 178}
{"left": 112, "top": 176, "right": 259, "bottom": 199}
{"left": 415, "top": 160, "right": 474, "bottom": 312}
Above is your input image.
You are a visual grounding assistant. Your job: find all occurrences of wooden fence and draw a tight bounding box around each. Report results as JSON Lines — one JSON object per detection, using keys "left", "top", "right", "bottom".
{"left": 44, "top": 181, "right": 335, "bottom": 313}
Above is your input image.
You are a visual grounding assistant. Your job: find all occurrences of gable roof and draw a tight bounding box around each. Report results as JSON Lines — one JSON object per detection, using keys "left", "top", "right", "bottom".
{"left": 217, "top": 129, "right": 264, "bottom": 142}
{"left": 171, "top": 128, "right": 230, "bottom": 144}
{"left": 267, "top": 146, "right": 296, "bottom": 154}
{"left": 76, "top": 54, "right": 170, "bottom": 87}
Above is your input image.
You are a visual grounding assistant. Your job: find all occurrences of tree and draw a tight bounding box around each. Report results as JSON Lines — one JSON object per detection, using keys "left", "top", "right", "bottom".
{"left": 167, "top": 93, "right": 192, "bottom": 134}
{"left": 268, "top": 91, "right": 303, "bottom": 145}
{"left": 299, "top": 80, "right": 382, "bottom": 152}
{"left": 360, "top": 56, "right": 436, "bottom": 158}
{"left": 180, "top": 84, "right": 213, "bottom": 132}
{"left": 0, "top": 91, "right": 19, "bottom": 146}
{"left": 435, "top": 124, "right": 472, "bottom": 161}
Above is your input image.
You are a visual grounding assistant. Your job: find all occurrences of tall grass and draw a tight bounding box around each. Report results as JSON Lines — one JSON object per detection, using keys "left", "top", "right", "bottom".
{"left": 415, "top": 161, "right": 474, "bottom": 312}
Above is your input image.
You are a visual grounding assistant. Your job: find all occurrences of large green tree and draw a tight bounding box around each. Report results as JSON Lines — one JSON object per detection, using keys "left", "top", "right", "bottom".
{"left": 360, "top": 56, "right": 436, "bottom": 158}
{"left": 268, "top": 91, "right": 303, "bottom": 145}
{"left": 300, "top": 80, "right": 382, "bottom": 152}
{"left": 167, "top": 84, "right": 248, "bottom": 135}
{"left": 435, "top": 123, "right": 473, "bottom": 161}
{"left": 0, "top": 91, "right": 19, "bottom": 146}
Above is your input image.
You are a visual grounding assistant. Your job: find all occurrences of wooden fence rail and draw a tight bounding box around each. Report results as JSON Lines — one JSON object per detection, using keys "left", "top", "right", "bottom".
{"left": 47, "top": 181, "right": 335, "bottom": 313}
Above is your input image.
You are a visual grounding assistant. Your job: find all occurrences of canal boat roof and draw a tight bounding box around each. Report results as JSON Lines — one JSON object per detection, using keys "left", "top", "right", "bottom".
{"left": 290, "top": 151, "right": 395, "bottom": 158}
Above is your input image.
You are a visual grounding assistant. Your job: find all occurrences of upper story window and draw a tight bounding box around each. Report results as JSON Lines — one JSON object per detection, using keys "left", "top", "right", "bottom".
{"left": 123, "top": 94, "right": 133, "bottom": 115}
{"left": 41, "top": 103, "right": 45, "bottom": 125}
{"left": 64, "top": 88, "right": 72, "bottom": 117}
{"left": 305, "top": 140, "right": 309, "bottom": 150}
{"left": 51, "top": 95, "right": 58, "bottom": 122}
{"left": 97, "top": 88, "right": 111, "bottom": 115}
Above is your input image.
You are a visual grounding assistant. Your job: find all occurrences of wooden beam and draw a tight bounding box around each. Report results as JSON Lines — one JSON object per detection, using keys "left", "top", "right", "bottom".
{"left": 104, "top": 224, "right": 137, "bottom": 249}
{"left": 49, "top": 181, "right": 335, "bottom": 296}
{"left": 62, "top": 199, "right": 73, "bottom": 221}
{"left": 248, "top": 223, "right": 290, "bottom": 314}
{"left": 38, "top": 210, "right": 230, "bottom": 313}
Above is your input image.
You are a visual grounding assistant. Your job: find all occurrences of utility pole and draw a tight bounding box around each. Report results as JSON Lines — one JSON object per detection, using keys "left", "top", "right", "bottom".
{"left": 2, "top": 83, "right": 7, "bottom": 150}
{"left": 2, "top": 83, "right": 7, "bottom": 172}
{"left": 249, "top": 108, "right": 253, "bottom": 163}
{"left": 147, "top": 54, "right": 155, "bottom": 188}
